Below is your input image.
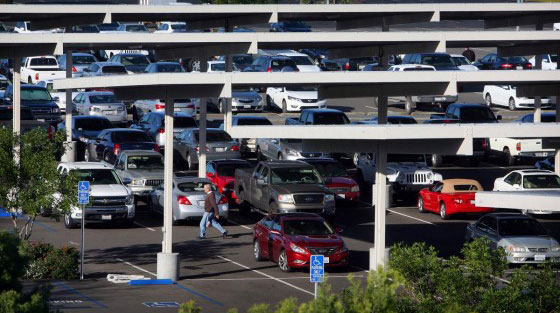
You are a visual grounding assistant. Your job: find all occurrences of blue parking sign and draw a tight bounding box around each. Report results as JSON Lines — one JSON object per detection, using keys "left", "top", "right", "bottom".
{"left": 77, "top": 181, "right": 90, "bottom": 205}
{"left": 310, "top": 255, "right": 324, "bottom": 283}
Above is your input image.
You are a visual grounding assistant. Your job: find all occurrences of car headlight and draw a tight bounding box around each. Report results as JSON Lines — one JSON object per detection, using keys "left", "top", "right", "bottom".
{"left": 427, "top": 172, "right": 433, "bottom": 179}
{"left": 508, "top": 245, "right": 526, "bottom": 252}
{"left": 52, "top": 107, "right": 60, "bottom": 114}
{"left": 117, "top": 107, "right": 124, "bottom": 112}
{"left": 277, "top": 194, "right": 294, "bottom": 203}
{"left": 131, "top": 179, "right": 145, "bottom": 186}
{"left": 126, "top": 195, "right": 134, "bottom": 205}
{"left": 290, "top": 242, "right": 308, "bottom": 254}
{"left": 351, "top": 185, "right": 360, "bottom": 193}
{"left": 551, "top": 246, "right": 560, "bottom": 252}
{"left": 325, "top": 194, "right": 335, "bottom": 202}
{"left": 287, "top": 96, "right": 301, "bottom": 102}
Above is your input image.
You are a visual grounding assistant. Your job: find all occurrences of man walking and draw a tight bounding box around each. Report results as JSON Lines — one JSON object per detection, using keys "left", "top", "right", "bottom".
{"left": 199, "top": 184, "right": 228, "bottom": 239}
{"left": 462, "top": 47, "right": 475, "bottom": 63}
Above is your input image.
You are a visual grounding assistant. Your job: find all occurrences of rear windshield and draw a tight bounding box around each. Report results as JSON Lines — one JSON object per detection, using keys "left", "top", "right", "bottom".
{"left": 522, "top": 175, "right": 560, "bottom": 189}
{"left": 289, "top": 56, "right": 314, "bottom": 66}
{"left": 112, "top": 131, "right": 152, "bottom": 143}
{"left": 453, "top": 184, "right": 479, "bottom": 191}
{"left": 102, "top": 66, "right": 127, "bottom": 73}
{"left": 451, "top": 56, "right": 470, "bottom": 66}
{"left": 177, "top": 182, "right": 215, "bottom": 193}
{"left": 121, "top": 56, "right": 149, "bottom": 66}
{"left": 194, "top": 131, "right": 232, "bottom": 142}
{"left": 271, "top": 59, "right": 297, "bottom": 70}
{"left": 89, "top": 94, "right": 117, "bottom": 104}
{"left": 421, "top": 55, "right": 454, "bottom": 67}
{"left": 0, "top": 79, "right": 10, "bottom": 90}
{"left": 216, "top": 163, "right": 252, "bottom": 177}
{"left": 551, "top": 54, "right": 558, "bottom": 62}
{"left": 236, "top": 118, "right": 272, "bottom": 126}
{"left": 283, "top": 219, "right": 333, "bottom": 236}
{"left": 21, "top": 88, "right": 52, "bottom": 101}
{"left": 156, "top": 64, "right": 184, "bottom": 72}
{"left": 388, "top": 117, "right": 417, "bottom": 124}
{"left": 73, "top": 55, "right": 97, "bottom": 65}
{"left": 310, "top": 162, "right": 348, "bottom": 178}
{"left": 171, "top": 24, "right": 186, "bottom": 30}
{"left": 314, "top": 113, "right": 349, "bottom": 125}
{"left": 286, "top": 86, "right": 317, "bottom": 92}
{"left": 75, "top": 118, "right": 112, "bottom": 130}
{"left": 498, "top": 218, "right": 547, "bottom": 237}
{"left": 30, "top": 58, "right": 57, "bottom": 66}
{"left": 127, "top": 155, "right": 163, "bottom": 170}
{"left": 175, "top": 117, "right": 197, "bottom": 128}
{"left": 98, "top": 23, "right": 120, "bottom": 31}
{"left": 461, "top": 107, "right": 496, "bottom": 121}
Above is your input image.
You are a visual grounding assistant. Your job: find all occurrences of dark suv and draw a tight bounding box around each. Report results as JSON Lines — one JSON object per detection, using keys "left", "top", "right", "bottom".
{"left": 402, "top": 53, "right": 459, "bottom": 71}
{"left": 3, "top": 85, "right": 61, "bottom": 123}
{"left": 244, "top": 55, "right": 299, "bottom": 72}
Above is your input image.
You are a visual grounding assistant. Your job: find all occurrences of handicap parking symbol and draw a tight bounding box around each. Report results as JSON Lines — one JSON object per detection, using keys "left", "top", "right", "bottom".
{"left": 78, "top": 181, "right": 90, "bottom": 192}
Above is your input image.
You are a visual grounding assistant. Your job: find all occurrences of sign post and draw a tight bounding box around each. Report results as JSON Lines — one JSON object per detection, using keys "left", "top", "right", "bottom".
{"left": 310, "top": 255, "right": 325, "bottom": 299}
{"left": 77, "top": 181, "right": 90, "bottom": 281}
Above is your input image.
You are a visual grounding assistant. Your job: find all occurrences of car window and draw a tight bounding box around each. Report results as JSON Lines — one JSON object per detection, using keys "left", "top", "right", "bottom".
{"left": 30, "top": 58, "right": 57, "bottom": 66}
{"left": 498, "top": 218, "right": 547, "bottom": 237}
{"left": 283, "top": 219, "right": 334, "bottom": 236}
{"left": 478, "top": 216, "right": 497, "bottom": 232}
{"left": 127, "top": 155, "right": 163, "bottom": 170}
{"left": 272, "top": 218, "right": 282, "bottom": 232}
{"left": 512, "top": 173, "right": 521, "bottom": 185}
{"left": 522, "top": 175, "right": 560, "bottom": 189}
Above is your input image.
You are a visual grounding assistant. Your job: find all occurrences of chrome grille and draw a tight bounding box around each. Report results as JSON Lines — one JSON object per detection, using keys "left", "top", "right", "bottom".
{"left": 237, "top": 99, "right": 254, "bottom": 103}
{"left": 528, "top": 248, "right": 549, "bottom": 252}
{"left": 403, "top": 173, "right": 429, "bottom": 184}
{"left": 88, "top": 196, "right": 127, "bottom": 207}
{"left": 145, "top": 179, "right": 163, "bottom": 187}
{"left": 307, "top": 247, "right": 338, "bottom": 255}
{"left": 301, "top": 99, "right": 318, "bottom": 103}
{"left": 293, "top": 194, "right": 324, "bottom": 204}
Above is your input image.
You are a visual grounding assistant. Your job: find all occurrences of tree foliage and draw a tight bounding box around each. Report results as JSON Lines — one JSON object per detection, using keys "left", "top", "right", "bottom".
{"left": 0, "top": 128, "right": 78, "bottom": 240}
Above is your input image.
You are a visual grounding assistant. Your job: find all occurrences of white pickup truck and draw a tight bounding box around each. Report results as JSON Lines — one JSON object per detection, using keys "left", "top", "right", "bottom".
{"left": 488, "top": 138, "right": 554, "bottom": 166}
{"left": 21, "top": 56, "right": 66, "bottom": 84}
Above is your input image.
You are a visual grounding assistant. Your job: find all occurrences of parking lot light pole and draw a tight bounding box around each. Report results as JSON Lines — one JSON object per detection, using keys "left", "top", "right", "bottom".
{"left": 158, "top": 95, "right": 179, "bottom": 281}
{"left": 198, "top": 59, "right": 208, "bottom": 178}
{"left": 556, "top": 53, "right": 560, "bottom": 176}
{"left": 63, "top": 50, "right": 75, "bottom": 162}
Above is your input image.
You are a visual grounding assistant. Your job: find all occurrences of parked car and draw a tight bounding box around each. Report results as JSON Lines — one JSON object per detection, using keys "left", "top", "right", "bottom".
{"left": 216, "top": 54, "right": 254, "bottom": 71}
{"left": 320, "top": 57, "right": 377, "bottom": 71}
{"left": 0, "top": 74, "right": 11, "bottom": 95}
{"left": 493, "top": 169, "right": 560, "bottom": 214}
{"left": 116, "top": 23, "right": 149, "bottom": 33}
{"left": 269, "top": 21, "right": 311, "bottom": 32}
{"left": 219, "top": 115, "right": 272, "bottom": 157}
{"left": 131, "top": 112, "right": 197, "bottom": 148}
{"left": 277, "top": 52, "right": 321, "bottom": 72}
{"left": 488, "top": 136, "right": 555, "bottom": 166}
{"left": 174, "top": 128, "right": 241, "bottom": 170}
{"left": 515, "top": 112, "right": 556, "bottom": 123}
{"left": 483, "top": 85, "right": 552, "bottom": 110}
{"left": 148, "top": 177, "right": 229, "bottom": 224}
{"left": 474, "top": 53, "right": 532, "bottom": 70}
{"left": 212, "top": 88, "right": 263, "bottom": 113}
{"left": 57, "top": 53, "right": 99, "bottom": 77}
{"left": 529, "top": 54, "right": 557, "bottom": 70}
{"left": 285, "top": 109, "right": 350, "bottom": 125}
{"left": 302, "top": 158, "right": 360, "bottom": 202}
{"left": 114, "top": 150, "right": 164, "bottom": 201}
{"left": 98, "top": 22, "right": 121, "bottom": 33}
{"left": 256, "top": 138, "right": 329, "bottom": 161}
{"left": 0, "top": 106, "right": 54, "bottom": 135}
{"left": 67, "top": 25, "right": 100, "bottom": 33}
{"left": 465, "top": 213, "right": 560, "bottom": 264}
{"left": 57, "top": 116, "right": 113, "bottom": 160}
{"left": 206, "top": 159, "right": 253, "bottom": 205}
{"left": 84, "top": 128, "right": 159, "bottom": 164}
{"left": 73, "top": 91, "right": 127, "bottom": 126}
{"left": 35, "top": 80, "right": 76, "bottom": 113}
{"left": 245, "top": 55, "right": 299, "bottom": 73}
{"left": 535, "top": 156, "right": 555, "bottom": 171}
{"left": 82, "top": 62, "right": 128, "bottom": 77}
{"left": 110, "top": 53, "right": 151, "bottom": 74}
{"left": 143, "top": 62, "right": 185, "bottom": 73}
{"left": 154, "top": 22, "right": 187, "bottom": 33}
{"left": 432, "top": 103, "right": 501, "bottom": 123}
{"left": 3, "top": 84, "right": 61, "bottom": 123}
{"left": 355, "top": 115, "right": 417, "bottom": 125}
{"left": 266, "top": 86, "right": 327, "bottom": 113}
{"left": 131, "top": 98, "right": 196, "bottom": 121}
{"left": 0, "top": 59, "right": 13, "bottom": 82}
{"left": 57, "top": 162, "right": 135, "bottom": 228}
{"left": 253, "top": 213, "right": 348, "bottom": 272}
{"left": 402, "top": 53, "right": 459, "bottom": 71}
{"left": 450, "top": 54, "right": 479, "bottom": 71}
{"left": 21, "top": 56, "right": 65, "bottom": 84}
{"left": 418, "top": 179, "right": 492, "bottom": 220}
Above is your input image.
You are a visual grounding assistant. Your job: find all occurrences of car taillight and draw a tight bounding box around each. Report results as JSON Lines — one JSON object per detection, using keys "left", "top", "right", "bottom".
{"left": 482, "top": 139, "right": 488, "bottom": 149}
{"left": 35, "top": 73, "right": 39, "bottom": 81}
{"left": 154, "top": 144, "right": 160, "bottom": 152}
{"left": 177, "top": 196, "right": 191, "bottom": 205}
{"left": 344, "top": 62, "right": 350, "bottom": 70}
{"left": 113, "top": 143, "right": 120, "bottom": 155}
{"left": 526, "top": 63, "right": 532, "bottom": 69}
{"left": 454, "top": 199, "right": 463, "bottom": 204}
{"left": 500, "top": 63, "right": 513, "bottom": 69}
{"left": 266, "top": 67, "right": 272, "bottom": 72}
{"left": 48, "top": 125, "right": 55, "bottom": 139}
{"left": 231, "top": 145, "right": 239, "bottom": 151}
{"left": 218, "top": 196, "right": 228, "bottom": 205}
{"left": 157, "top": 128, "right": 165, "bottom": 134}
{"left": 72, "top": 66, "right": 77, "bottom": 73}
{"left": 195, "top": 146, "right": 209, "bottom": 152}
{"left": 186, "top": 104, "right": 195, "bottom": 109}
{"left": 516, "top": 142, "right": 521, "bottom": 151}
{"left": 155, "top": 103, "right": 165, "bottom": 110}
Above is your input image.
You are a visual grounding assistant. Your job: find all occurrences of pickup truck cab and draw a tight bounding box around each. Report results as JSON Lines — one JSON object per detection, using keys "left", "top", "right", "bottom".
{"left": 3, "top": 84, "right": 61, "bottom": 123}
{"left": 234, "top": 161, "right": 335, "bottom": 217}
{"left": 285, "top": 109, "right": 350, "bottom": 125}
{"left": 432, "top": 103, "right": 501, "bottom": 123}
{"left": 529, "top": 54, "right": 557, "bottom": 70}
{"left": 114, "top": 150, "right": 164, "bottom": 201}
{"left": 0, "top": 106, "right": 54, "bottom": 135}
{"left": 21, "top": 56, "right": 65, "bottom": 84}
{"left": 57, "top": 162, "right": 135, "bottom": 228}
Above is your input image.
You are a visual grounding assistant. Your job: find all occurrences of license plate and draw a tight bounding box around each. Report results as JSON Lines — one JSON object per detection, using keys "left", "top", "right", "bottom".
{"left": 244, "top": 105, "right": 251, "bottom": 109}
{"left": 215, "top": 147, "right": 226, "bottom": 152}
{"left": 516, "top": 66, "right": 523, "bottom": 70}
{"left": 104, "top": 110, "right": 116, "bottom": 115}
{"left": 101, "top": 215, "right": 112, "bottom": 220}
{"left": 534, "top": 255, "right": 545, "bottom": 261}
{"left": 197, "top": 201, "right": 205, "bottom": 207}
{"left": 535, "top": 152, "right": 548, "bottom": 157}
{"left": 470, "top": 200, "right": 475, "bottom": 205}
{"left": 337, "top": 194, "right": 345, "bottom": 199}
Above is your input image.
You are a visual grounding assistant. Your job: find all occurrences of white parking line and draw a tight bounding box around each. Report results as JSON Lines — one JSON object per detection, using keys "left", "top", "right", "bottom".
{"left": 69, "top": 241, "right": 79, "bottom": 246}
{"left": 189, "top": 275, "right": 362, "bottom": 281}
{"left": 134, "top": 221, "right": 156, "bottom": 232}
{"left": 116, "top": 258, "right": 157, "bottom": 277}
{"left": 365, "top": 106, "right": 377, "bottom": 110}
{"left": 227, "top": 219, "right": 252, "bottom": 230}
{"left": 217, "top": 255, "right": 314, "bottom": 296}
{"left": 350, "top": 265, "right": 370, "bottom": 273}
{"left": 387, "top": 209, "right": 437, "bottom": 226}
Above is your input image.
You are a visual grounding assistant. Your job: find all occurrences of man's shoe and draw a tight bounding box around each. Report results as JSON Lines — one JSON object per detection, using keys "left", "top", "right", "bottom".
{"left": 222, "top": 231, "right": 228, "bottom": 238}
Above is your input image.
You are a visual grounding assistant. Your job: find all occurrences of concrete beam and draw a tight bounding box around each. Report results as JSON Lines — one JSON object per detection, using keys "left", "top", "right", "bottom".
{"left": 186, "top": 14, "right": 274, "bottom": 31}
{"left": 336, "top": 12, "right": 438, "bottom": 30}
{"left": 516, "top": 84, "right": 560, "bottom": 97}
{"left": 154, "top": 42, "right": 256, "bottom": 61}
{"left": 114, "top": 85, "right": 230, "bottom": 101}
{"left": 484, "top": 12, "right": 560, "bottom": 29}
{"left": 328, "top": 42, "right": 441, "bottom": 59}
{"left": 30, "top": 14, "right": 105, "bottom": 31}
{"left": 302, "top": 138, "right": 472, "bottom": 155}
{"left": 476, "top": 191, "right": 560, "bottom": 212}
{"left": 318, "top": 82, "right": 455, "bottom": 99}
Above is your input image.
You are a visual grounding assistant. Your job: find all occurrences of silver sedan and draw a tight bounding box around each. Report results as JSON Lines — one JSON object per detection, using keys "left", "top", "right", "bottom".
{"left": 148, "top": 177, "right": 228, "bottom": 225}
{"left": 174, "top": 128, "right": 242, "bottom": 170}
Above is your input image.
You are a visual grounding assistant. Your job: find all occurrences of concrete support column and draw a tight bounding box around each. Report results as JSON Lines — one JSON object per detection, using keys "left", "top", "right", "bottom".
{"left": 556, "top": 52, "right": 560, "bottom": 176}
{"left": 12, "top": 59, "right": 21, "bottom": 136}
{"left": 62, "top": 51, "right": 76, "bottom": 162}
{"left": 224, "top": 21, "right": 233, "bottom": 133}
{"left": 372, "top": 144, "right": 388, "bottom": 269}
{"left": 198, "top": 59, "right": 208, "bottom": 178}
{"left": 534, "top": 23, "right": 543, "bottom": 123}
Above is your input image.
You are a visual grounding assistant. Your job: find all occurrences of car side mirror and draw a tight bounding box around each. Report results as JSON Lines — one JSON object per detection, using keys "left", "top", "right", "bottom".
{"left": 270, "top": 230, "right": 281, "bottom": 236}
{"left": 257, "top": 179, "right": 267, "bottom": 186}
{"left": 4, "top": 97, "right": 11, "bottom": 102}
{"left": 497, "top": 115, "right": 502, "bottom": 121}
{"left": 122, "top": 178, "right": 131, "bottom": 185}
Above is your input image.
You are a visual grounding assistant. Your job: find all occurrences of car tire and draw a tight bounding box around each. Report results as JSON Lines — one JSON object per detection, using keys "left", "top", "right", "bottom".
{"left": 508, "top": 97, "right": 516, "bottom": 111}
{"left": 503, "top": 147, "right": 515, "bottom": 166}
{"left": 277, "top": 153, "right": 283, "bottom": 160}
{"left": 256, "top": 146, "right": 264, "bottom": 161}
{"left": 64, "top": 213, "right": 78, "bottom": 229}
{"left": 28, "top": 77, "right": 32, "bottom": 84}
{"left": 253, "top": 240, "right": 264, "bottom": 261}
{"left": 431, "top": 154, "right": 442, "bottom": 168}
{"left": 218, "top": 99, "right": 224, "bottom": 114}
{"left": 278, "top": 249, "right": 292, "bottom": 272}
{"left": 418, "top": 197, "right": 426, "bottom": 213}
{"left": 405, "top": 98, "right": 414, "bottom": 115}
{"left": 439, "top": 202, "right": 449, "bottom": 220}
{"left": 147, "top": 196, "right": 156, "bottom": 213}
{"left": 282, "top": 100, "right": 288, "bottom": 113}
{"left": 187, "top": 153, "right": 196, "bottom": 171}
{"left": 485, "top": 94, "right": 493, "bottom": 107}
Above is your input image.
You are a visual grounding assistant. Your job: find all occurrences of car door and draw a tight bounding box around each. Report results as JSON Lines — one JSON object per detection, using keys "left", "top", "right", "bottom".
{"left": 270, "top": 216, "right": 284, "bottom": 262}
{"left": 153, "top": 183, "right": 164, "bottom": 211}
{"left": 95, "top": 131, "right": 111, "bottom": 160}
{"left": 257, "top": 217, "right": 273, "bottom": 258}
{"left": 115, "top": 153, "right": 127, "bottom": 178}
{"left": 255, "top": 166, "right": 270, "bottom": 210}
{"left": 425, "top": 182, "right": 443, "bottom": 211}
{"left": 360, "top": 153, "right": 375, "bottom": 185}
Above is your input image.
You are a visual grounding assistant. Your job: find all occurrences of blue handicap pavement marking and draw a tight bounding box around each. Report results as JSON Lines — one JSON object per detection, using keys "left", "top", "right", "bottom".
{"left": 310, "top": 255, "right": 325, "bottom": 283}
{"left": 143, "top": 302, "right": 180, "bottom": 308}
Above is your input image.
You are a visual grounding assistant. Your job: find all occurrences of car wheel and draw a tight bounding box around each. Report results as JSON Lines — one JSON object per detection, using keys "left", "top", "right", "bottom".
{"left": 282, "top": 100, "right": 288, "bottom": 113}
{"left": 28, "top": 77, "right": 32, "bottom": 84}
{"left": 521, "top": 209, "right": 529, "bottom": 215}
{"left": 266, "top": 96, "right": 273, "bottom": 110}
{"left": 187, "top": 153, "right": 196, "bottom": 171}
{"left": 431, "top": 154, "right": 442, "bottom": 168}
{"left": 439, "top": 202, "right": 449, "bottom": 220}
{"left": 278, "top": 249, "right": 292, "bottom": 272}
{"left": 277, "top": 153, "right": 283, "bottom": 160}
{"left": 503, "top": 147, "right": 515, "bottom": 166}
{"left": 64, "top": 213, "right": 78, "bottom": 229}
{"left": 405, "top": 97, "right": 413, "bottom": 115}
{"left": 256, "top": 146, "right": 264, "bottom": 161}
{"left": 418, "top": 197, "right": 426, "bottom": 213}
{"left": 485, "top": 94, "right": 493, "bottom": 107}
{"left": 172, "top": 215, "right": 180, "bottom": 226}
{"left": 254, "top": 240, "right": 264, "bottom": 261}
{"left": 218, "top": 99, "right": 224, "bottom": 114}
{"left": 508, "top": 97, "right": 516, "bottom": 111}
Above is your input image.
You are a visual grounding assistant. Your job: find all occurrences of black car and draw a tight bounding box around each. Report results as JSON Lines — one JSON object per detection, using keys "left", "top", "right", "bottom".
{"left": 0, "top": 59, "right": 13, "bottom": 83}
{"left": 299, "top": 49, "right": 328, "bottom": 64}
{"left": 217, "top": 54, "right": 254, "bottom": 71}
{"left": 97, "top": 23, "right": 120, "bottom": 32}
{"left": 57, "top": 116, "right": 113, "bottom": 161}
{"left": 515, "top": 112, "right": 556, "bottom": 123}
{"left": 440, "top": 103, "right": 501, "bottom": 123}
{"left": 474, "top": 53, "right": 533, "bottom": 70}
{"left": 143, "top": 62, "right": 185, "bottom": 73}
{"left": 84, "top": 128, "right": 158, "bottom": 163}
{"left": 2, "top": 85, "right": 61, "bottom": 123}
{"left": 320, "top": 57, "right": 377, "bottom": 71}
{"left": 245, "top": 55, "right": 299, "bottom": 72}
{"left": 270, "top": 21, "right": 311, "bottom": 32}
{"left": 402, "top": 53, "right": 459, "bottom": 71}
{"left": 109, "top": 53, "right": 151, "bottom": 73}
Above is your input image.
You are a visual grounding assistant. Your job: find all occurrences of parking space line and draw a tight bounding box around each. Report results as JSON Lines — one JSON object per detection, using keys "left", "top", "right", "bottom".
{"left": 176, "top": 284, "right": 224, "bottom": 307}
{"left": 387, "top": 209, "right": 437, "bottom": 226}
{"left": 53, "top": 282, "right": 108, "bottom": 309}
{"left": 116, "top": 258, "right": 156, "bottom": 277}
{"left": 227, "top": 219, "right": 252, "bottom": 230}
{"left": 217, "top": 255, "right": 314, "bottom": 296}
{"left": 133, "top": 221, "right": 156, "bottom": 232}
{"left": 189, "top": 275, "right": 363, "bottom": 281}
{"left": 69, "top": 241, "right": 79, "bottom": 246}
{"left": 350, "top": 265, "right": 370, "bottom": 273}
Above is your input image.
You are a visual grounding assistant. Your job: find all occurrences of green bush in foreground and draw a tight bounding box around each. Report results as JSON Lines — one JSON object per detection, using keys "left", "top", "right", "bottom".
{"left": 179, "top": 238, "right": 559, "bottom": 313}
{"left": 23, "top": 242, "right": 79, "bottom": 280}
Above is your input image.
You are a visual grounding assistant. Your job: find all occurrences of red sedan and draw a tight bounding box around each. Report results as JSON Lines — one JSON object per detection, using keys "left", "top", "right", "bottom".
{"left": 418, "top": 179, "right": 493, "bottom": 220}
{"left": 302, "top": 158, "right": 360, "bottom": 202}
{"left": 206, "top": 159, "right": 252, "bottom": 205}
{"left": 253, "top": 213, "right": 349, "bottom": 272}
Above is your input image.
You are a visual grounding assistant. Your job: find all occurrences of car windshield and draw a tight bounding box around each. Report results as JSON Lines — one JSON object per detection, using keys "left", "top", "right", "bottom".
{"left": 271, "top": 167, "right": 322, "bottom": 184}
{"left": 73, "top": 55, "right": 97, "bottom": 65}
{"left": 283, "top": 219, "right": 334, "bottom": 236}
{"left": 421, "top": 55, "right": 454, "bottom": 67}
{"left": 102, "top": 66, "right": 127, "bottom": 73}
{"left": 550, "top": 54, "right": 558, "bottom": 62}
{"left": 75, "top": 118, "right": 112, "bottom": 131}
{"left": 21, "top": 88, "right": 52, "bottom": 101}
{"left": 522, "top": 175, "right": 560, "bottom": 189}
{"left": 453, "top": 184, "right": 479, "bottom": 191}
{"left": 289, "top": 56, "right": 314, "bottom": 65}
{"left": 0, "top": 79, "right": 10, "bottom": 89}
{"left": 127, "top": 155, "right": 163, "bottom": 170}
{"left": 89, "top": 94, "right": 117, "bottom": 104}
{"left": 210, "top": 63, "right": 225, "bottom": 72}
{"left": 194, "top": 131, "right": 232, "bottom": 142}
{"left": 498, "top": 218, "right": 548, "bottom": 237}
{"left": 175, "top": 117, "right": 197, "bottom": 128}
{"left": 29, "top": 58, "right": 57, "bottom": 66}
{"left": 271, "top": 59, "right": 297, "bottom": 70}
{"left": 216, "top": 163, "right": 251, "bottom": 177}
{"left": 452, "top": 56, "right": 470, "bottom": 66}
{"left": 171, "top": 24, "right": 186, "bottom": 30}
{"left": 155, "top": 64, "right": 184, "bottom": 72}
{"left": 286, "top": 86, "right": 317, "bottom": 92}
{"left": 388, "top": 154, "right": 426, "bottom": 163}
{"left": 461, "top": 107, "right": 496, "bottom": 122}
{"left": 233, "top": 55, "right": 253, "bottom": 65}
{"left": 126, "top": 25, "right": 147, "bottom": 32}
{"left": 98, "top": 23, "right": 119, "bottom": 31}
{"left": 121, "top": 56, "right": 149, "bottom": 66}
{"left": 73, "top": 169, "right": 121, "bottom": 185}
{"left": 310, "top": 162, "right": 348, "bottom": 178}
{"left": 113, "top": 131, "right": 152, "bottom": 143}
{"left": 236, "top": 118, "right": 272, "bottom": 126}
{"left": 177, "top": 182, "right": 215, "bottom": 192}
{"left": 314, "top": 113, "right": 349, "bottom": 125}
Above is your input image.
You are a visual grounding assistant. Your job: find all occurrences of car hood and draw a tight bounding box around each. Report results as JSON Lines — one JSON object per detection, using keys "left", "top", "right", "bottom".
{"left": 285, "top": 90, "right": 318, "bottom": 100}
{"left": 90, "top": 184, "right": 130, "bottom": 197}
{"left": 124, "top": 169, "right": 164, "bottom": 180}
{"left": 273, "top": 184, "right": 329, "bottom": 194}
{"left": 288, "top": 234, "right": 343, "bottom": 247}
{"left": 233, "top": 91, "right": 260, "bottom": 99}
{"left": 20, "top": 100, "right": 58, "bottom": 107}
{"left": 502, "top": 236, "right": 559, "bottom": 248}
{"left": 326, "top": 176, "right": 356, "bottom": 187}
{"left": 387, "top": 162, "right": 429, "bottom": 172}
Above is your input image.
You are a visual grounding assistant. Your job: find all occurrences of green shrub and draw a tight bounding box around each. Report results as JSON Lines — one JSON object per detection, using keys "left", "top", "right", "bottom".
{"left": 178, "top": 300, "right": 201, "bottom": 313}
{"left": 24, "top": 241, "right": 79, "bottom": 280}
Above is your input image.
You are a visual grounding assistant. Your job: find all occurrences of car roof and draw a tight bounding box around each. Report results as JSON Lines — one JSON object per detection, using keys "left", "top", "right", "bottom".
{"left": 517, "top": 169, "right": 555, "bottom": 175}
{"left": 272, "top": 213, "right": 323, "bottom": 220}
{"left": 120, "top": 150, "right": 162, "bottom": 156}
{"left": 59, "top": 162, "right": 113, "bottom": 170}
{"left": 20, "top": 84, "right": 46, "bottom": 89}
{"left": 441, "top": 179, "right": 483, "bottom": 193}
{"left": 210, "top": 158, "right": 251, "bottom": 165}
{"left": 302, "top": 108, "right": 343, "bottom": 113}
{"left": 263, "top": 160, "right": 312, "bottom": 168}
{"left": 80, "top": 91, "right": 114, "bottom": 96}
{"left": 278, "top": 52, "right": 308, "bottom": 57}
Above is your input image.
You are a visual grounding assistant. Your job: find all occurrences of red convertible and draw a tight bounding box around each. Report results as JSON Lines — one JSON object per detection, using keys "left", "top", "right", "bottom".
{"left": 418, "top": 179, "right": 493, "bottom": 220}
